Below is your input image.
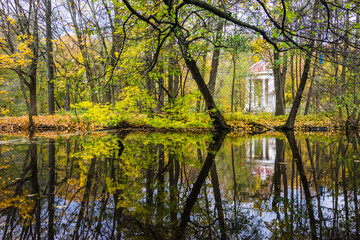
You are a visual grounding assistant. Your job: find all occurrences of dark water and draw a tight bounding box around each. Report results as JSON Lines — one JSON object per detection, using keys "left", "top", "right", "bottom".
{"left": 0, "top": 131, "right": 359, "bottom": 239}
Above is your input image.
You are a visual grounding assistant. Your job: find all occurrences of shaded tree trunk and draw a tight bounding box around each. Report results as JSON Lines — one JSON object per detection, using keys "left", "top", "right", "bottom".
{"left": 304, "top": 64, "right": 316, "bottom": 115}
{"left": 46, "top": 0, "right": 55, "bottom": 114}
{"left": 177, "top": 35, "right": 230, "bottom": 129}
{"left": 26, "top": 1, "right": 40, "bottom": 129}
{"left": 168, "top": 57, "right": 175, "bottom": 103}
{"left": 64, "top": 79, "right": 70, "bottom": 111}
{"left": 291, "top": 52, "right": 295, "bottom": 102}
{"left": 157, "top": 73, "right": 165, "bottom": 112}
{"left": 283, "top": 52, "right": 312, "bottom": 129}
{"left": 273, "top": 51, "right": 286, "bottom": 115}
{"left": 196, "top": 53, "right": 207, "bottom": 113}
{"left": 231, "top": 54, "right": 236, "bottom": 113}
{"left": 208, "top": 21, "right": 224, "bottom": 95}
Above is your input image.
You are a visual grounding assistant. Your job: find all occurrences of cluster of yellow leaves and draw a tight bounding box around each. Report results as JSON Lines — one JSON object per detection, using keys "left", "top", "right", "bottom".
{"left": 249, "top": 38, "right": 270, "bottom": 62}
{"left": 0, "top": 190, "right": 35, "bottom": 221}
{"left": 0, "top": 90, "right": 13, "bottom": 117}
{"left": 0, "top": 35, "right": 33, "bottom": 68}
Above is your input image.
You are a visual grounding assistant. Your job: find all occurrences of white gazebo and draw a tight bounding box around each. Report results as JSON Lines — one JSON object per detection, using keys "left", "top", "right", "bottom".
{"left": 245, "top": 61, "right": 275, "bottom": 113}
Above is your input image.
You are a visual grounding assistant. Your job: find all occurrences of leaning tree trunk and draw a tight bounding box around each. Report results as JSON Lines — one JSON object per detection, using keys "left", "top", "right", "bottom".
{"left": 283, "top": 0, "right": 319, "bottom": 130}
{"left": 177, "top": 35, "right": 230, "bottom": 130}
{"left": 283, "top": 52, "right": 312, "bottom": 130}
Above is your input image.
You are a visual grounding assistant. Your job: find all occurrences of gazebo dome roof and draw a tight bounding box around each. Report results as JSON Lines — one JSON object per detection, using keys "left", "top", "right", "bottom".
{"left": 250, "top": 60, "right": 271, "bottom": 73}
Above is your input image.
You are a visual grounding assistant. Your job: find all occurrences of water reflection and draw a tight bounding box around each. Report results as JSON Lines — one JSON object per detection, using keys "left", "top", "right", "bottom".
{"left": 0, "top": 131, "right": 359, "bottom": 239}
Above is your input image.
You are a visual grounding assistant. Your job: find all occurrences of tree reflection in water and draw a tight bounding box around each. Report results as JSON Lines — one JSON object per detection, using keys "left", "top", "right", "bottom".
{"left": 0, "top": 131, "right": 359, "bottom": 239}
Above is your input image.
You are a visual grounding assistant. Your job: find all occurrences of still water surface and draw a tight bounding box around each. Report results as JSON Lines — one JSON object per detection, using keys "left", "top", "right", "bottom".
{"left": 0, "top": 131, "right": 359, "bottom": 239}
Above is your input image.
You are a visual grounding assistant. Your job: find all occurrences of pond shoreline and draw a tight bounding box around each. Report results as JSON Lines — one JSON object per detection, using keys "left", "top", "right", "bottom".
{"left": 0, "top": 113, "right": 353, "bottom": 135}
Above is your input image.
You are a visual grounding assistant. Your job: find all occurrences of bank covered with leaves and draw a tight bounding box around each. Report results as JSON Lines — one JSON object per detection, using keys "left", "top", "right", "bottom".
{"left": 0, "top": 111, "right": 349, "bottom": 135}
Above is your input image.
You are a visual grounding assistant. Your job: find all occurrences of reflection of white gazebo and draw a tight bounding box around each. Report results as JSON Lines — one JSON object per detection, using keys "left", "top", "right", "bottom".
{"left": 246, "top": 138, "right": 276, "bottom": 181}
{"left": 245, "top": 61, "right": 275, "bottom": 113}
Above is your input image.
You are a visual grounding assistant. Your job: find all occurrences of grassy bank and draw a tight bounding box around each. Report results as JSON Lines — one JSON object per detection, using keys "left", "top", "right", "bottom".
{"left": 225, "top": 112, "right": 343, "bottom": 132}
{"left": 0, "top": 111, "right": 349, "bottom": 134}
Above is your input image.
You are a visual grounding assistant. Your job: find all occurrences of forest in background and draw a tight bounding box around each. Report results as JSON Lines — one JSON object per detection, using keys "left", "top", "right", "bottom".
{"left": 0, "top": 0, "right": 359, "bottom": 131}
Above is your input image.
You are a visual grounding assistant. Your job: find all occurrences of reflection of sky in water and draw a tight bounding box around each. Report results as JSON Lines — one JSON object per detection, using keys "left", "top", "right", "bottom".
{"left": 233, "top": 189, "right": 352, "bottom": 238}
{"left": 0, "top": 196, "right": 118, "bottom": 239}
{"left": 0, "top": 134, "right": 359, "bottom": 239}
{"left": 0, "top": 190, "right": 353, "bottom": 239}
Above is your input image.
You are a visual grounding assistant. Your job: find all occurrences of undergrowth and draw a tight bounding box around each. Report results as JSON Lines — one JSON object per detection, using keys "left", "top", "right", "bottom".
{"left": 0, "top": 86, "right": 349, "bottom": 133}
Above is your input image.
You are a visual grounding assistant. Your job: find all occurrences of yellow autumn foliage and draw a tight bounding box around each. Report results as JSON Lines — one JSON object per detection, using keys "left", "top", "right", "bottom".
{"left": 0, "top": 35, "right": 33, "bottom": 69}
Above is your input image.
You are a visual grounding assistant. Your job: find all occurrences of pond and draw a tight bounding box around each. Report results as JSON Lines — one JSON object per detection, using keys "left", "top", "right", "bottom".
{"left": 0, "top": 130, "right": 359, "bottom": 239}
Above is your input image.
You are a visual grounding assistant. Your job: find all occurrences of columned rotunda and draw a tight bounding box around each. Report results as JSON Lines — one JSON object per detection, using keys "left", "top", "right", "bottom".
{"left": 245, "top": 61, "right": 275, "bottom": 113}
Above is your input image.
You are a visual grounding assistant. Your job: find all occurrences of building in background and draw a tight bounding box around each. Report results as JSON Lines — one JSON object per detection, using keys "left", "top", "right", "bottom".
{"left": 245, "top": 61, "right": 275, "bottom": 113}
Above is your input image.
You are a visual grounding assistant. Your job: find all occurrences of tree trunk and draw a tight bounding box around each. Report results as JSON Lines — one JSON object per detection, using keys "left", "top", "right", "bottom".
{"left": 108, "top": 2, "right": 123, "bottom": 104}
{"left": 283, "top": 52, "right": 312, "bottom": 129}
{"left": 64, "top": 80, "right": 70, "bottom": 111}
{"left": 196, "top": 53, "right": 207, "bottom": 113}
{"left": 158, "top": 74, "right": 164, "bottom": 112}
{"left": 304, "top": 64, "right": 316, "bottom": 115}
{"left": 28, "top": 2, "right": 39, "bottom": 129}
{"left": 174, "top": 64, "right": 180, "bottom": 97}
{"left": 282, "top": 53, "right": 288, "bottom": 109}
{"left": 67, "top": 0, "right": 98, "bottom": 103}
{"left": 46, "top": 0, "right": 55, "bottom": 114}
{"left": 146, "top": 75, "right": 156, "bottom": 113}
{"left": 355, "top": 13, "right": 359, "bottom": 107}
{"left": 231, "top": 54, "right": 236, "bottom": 113}
{"left": 291, "top": 52, "right": 295, "bottom": 102}
{"left": 315, "top": 73, "right": 320, "bottom": 114}
{"left": 208, "top": 21, "right": 224, "bottom": 96}
{"left": 168, "top": 57, "right": 175, "bottom": 103}
{"left": 177, "top": 35, "right": 230, "bottom": 130}
{"left": 273, "top": 51, "right": 285, "bottom": 115}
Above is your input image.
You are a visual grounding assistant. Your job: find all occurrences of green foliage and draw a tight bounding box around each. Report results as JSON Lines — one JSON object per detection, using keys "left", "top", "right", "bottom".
{"left": 222, "top": 34, "right": 251, "bottom": 54}
{"left": 71, "top": 86, "right": 155, "bottom": 126}
{"left": 147, "top": 92, "right": 212, "bottom": 129}
{"left": 72, "top": 89, "right": 213, "bottom": 129}
{"left": 334, "top": 94, "right": 360, "bottom": 119}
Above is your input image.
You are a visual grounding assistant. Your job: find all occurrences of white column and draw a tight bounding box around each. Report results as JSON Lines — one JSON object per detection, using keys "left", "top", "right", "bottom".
{"left": 252, "top": 80, "right": 255, "bottom": 111}
{"left": 261, "top": 77, "right": 266, "bottom": 112}
{"left": 246, "top": 77, "right": 251, "bottom": 111}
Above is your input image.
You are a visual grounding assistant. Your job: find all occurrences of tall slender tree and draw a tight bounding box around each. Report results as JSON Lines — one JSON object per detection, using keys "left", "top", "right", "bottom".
{"left": 46, "top": 0, "right": 55, "bottom": 114}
